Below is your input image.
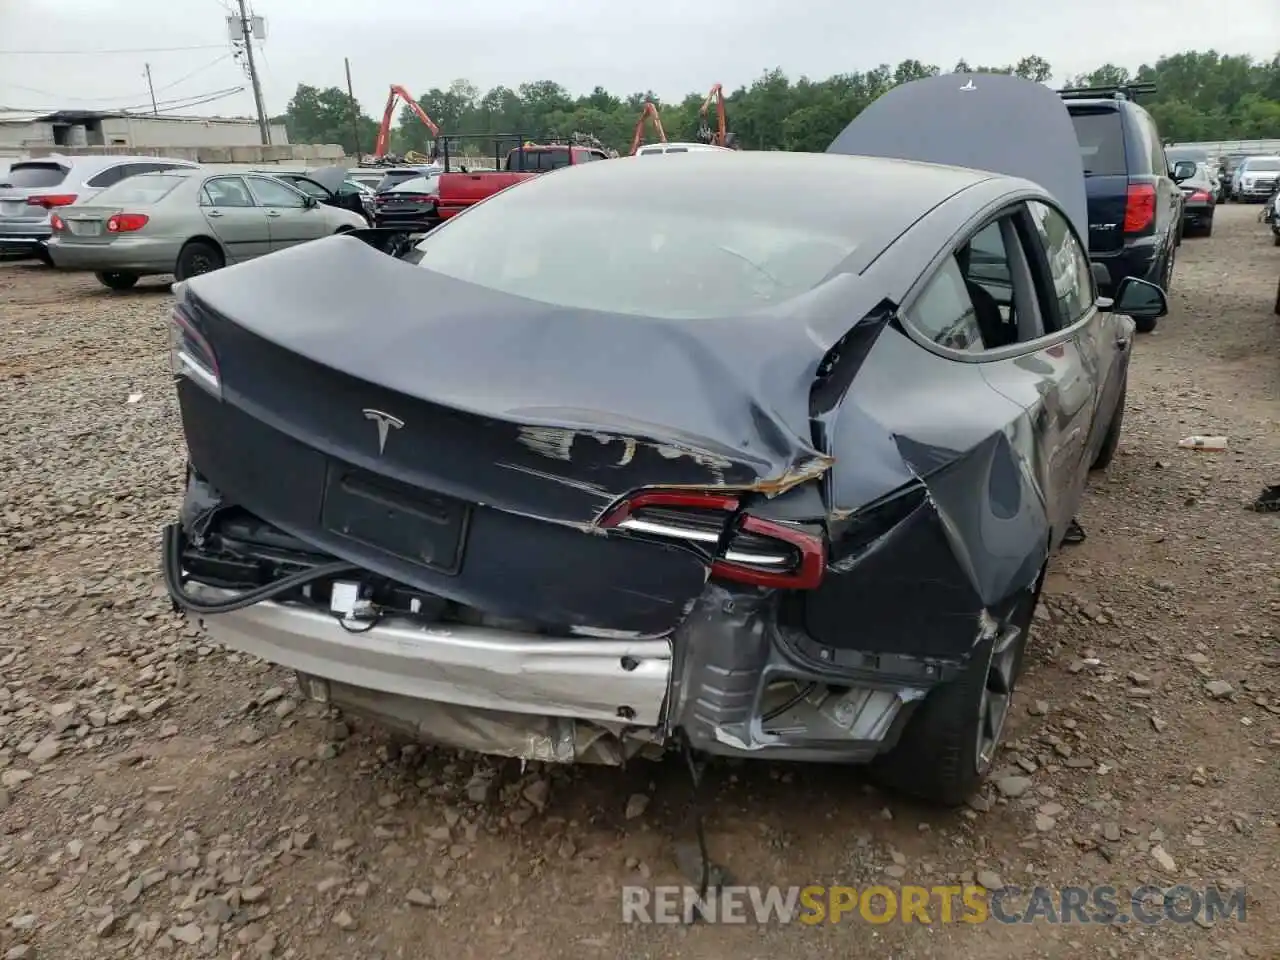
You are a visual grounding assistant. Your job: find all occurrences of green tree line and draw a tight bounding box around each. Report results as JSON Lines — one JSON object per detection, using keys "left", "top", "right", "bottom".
{"left": 275, "top": 50, "right": 1280, "bottom": 158}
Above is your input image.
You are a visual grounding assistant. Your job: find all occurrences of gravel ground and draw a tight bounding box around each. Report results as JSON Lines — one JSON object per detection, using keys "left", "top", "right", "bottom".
{"left": 0, "top": 204, "right": 1277, "bottom": 960}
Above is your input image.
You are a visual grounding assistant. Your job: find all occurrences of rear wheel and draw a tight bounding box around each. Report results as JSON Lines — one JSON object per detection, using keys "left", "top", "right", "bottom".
{"left": 174, "top": 240, "right": 223, "bottom": 281}
{"left": 871, "top": 569, "right": 1044, "bottom": 806}
{"left": 1201, "top": 217, "right": 1213, "bottom": 238}
{"left": 95, "top": 271, "right": 139, "bottom": 291}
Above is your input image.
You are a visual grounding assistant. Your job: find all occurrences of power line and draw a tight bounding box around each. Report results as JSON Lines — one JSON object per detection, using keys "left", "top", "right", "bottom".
{"left": 0, "top": 54, "right": 237, "bottom": 106}
{"left": 154, "top": 53, "right": 236, "bottom": 94}
{"left": 0, "top": 86, "right": 248, "bottom": 115}
{"left": 0, "top": 44, "right": 226, "bottom": 56}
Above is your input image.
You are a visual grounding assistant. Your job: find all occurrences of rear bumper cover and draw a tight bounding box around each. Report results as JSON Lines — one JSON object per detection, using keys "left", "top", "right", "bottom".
{"left": 47, "top": 236, "right": 183, "bottom": 273}
{"left": 185, "top": 579, "right": 940, "bottom": 765}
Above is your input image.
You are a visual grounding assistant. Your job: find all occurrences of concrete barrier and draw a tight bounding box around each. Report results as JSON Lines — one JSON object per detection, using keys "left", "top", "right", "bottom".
{"left": 22, "top": 144, "right": 347, "bottom": 165}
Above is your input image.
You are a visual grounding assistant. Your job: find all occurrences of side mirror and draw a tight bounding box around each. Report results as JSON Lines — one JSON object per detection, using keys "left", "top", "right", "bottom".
{"left": 1171, "top": 160, "right": 1197, "bottom": 182}
{"left": 1111, "top": 276, "right": 1168, "bottom": 320}
{"left": 303, "top": 195, "right": 318, "bottom": 208}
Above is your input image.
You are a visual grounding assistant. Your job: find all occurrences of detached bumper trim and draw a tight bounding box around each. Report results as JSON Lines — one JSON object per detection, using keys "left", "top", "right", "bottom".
{"left": 187, "top": 584, "right": 672, "bottom": 727}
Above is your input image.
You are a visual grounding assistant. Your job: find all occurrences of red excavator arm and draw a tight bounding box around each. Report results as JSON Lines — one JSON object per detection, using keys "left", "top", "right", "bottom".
{"left": 374, "top": 84, "right": 441, "bottom": 158}
{"left": 629, "top": 101, "right": 667, "bottom": 155}
{"left": 697, "top": 83, "right": 734, "bottom": 148}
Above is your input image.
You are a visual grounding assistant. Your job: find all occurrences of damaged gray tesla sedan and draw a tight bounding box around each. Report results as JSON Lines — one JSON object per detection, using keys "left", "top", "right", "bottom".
{"left": 162, "top": 74, "right": 1167, "bottom": 805}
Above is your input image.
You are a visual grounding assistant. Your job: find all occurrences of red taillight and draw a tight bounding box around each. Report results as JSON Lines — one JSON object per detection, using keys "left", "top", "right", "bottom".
{"left": 49, "top": 213, "right": 65, "bottom": 231}
{"left": 1123, "top": 183, "right": 1156, "bottom": 233}
{"left": 169, "top": 303, "right": 221, "bottom": 399}
{"left": 1188, "top": 190, "right": 1211, "bottom": 203}
{"left": 107, "top": 213, "right": 149, "bottom": 233}
{"left": 598, "top": 489, "right": 826, "bottom": 590}
{"left": 27, "top": 194, "right": 77, "bottom": 208}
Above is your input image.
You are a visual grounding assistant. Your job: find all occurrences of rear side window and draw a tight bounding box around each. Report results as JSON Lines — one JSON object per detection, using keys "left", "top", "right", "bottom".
{"left": 2, "top": 163, "right": 69, "bottom": 188}
{"left": 908, "top": 257, "right": 986, "bottom": 352}
{"left": 1069, "top": 110, "right": 1127, "bottom": 176}
{"left": 91, "top": 174, "right": 186, "bottom": 206}
{"left": 87, "top": 165, "right": 130, "bottom": 188}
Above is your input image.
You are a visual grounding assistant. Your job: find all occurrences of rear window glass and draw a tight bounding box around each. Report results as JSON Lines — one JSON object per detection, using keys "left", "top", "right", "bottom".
{"left": 2, "top": 163, "right": 68, "bottom": 188}
{"left": 91, "top": 174, "right": 186, "bottom": 205}
{"left": 415, "top": 188, "right": 857, "bottom": 319}
{"left": 1245, "top": 158, "right": 1280, "bottom": 172}
{"left": 510, "top": 149, "right": 571, "bottom": 171}
{"left": 1069, "top": 111, "right": 1127, "bottom": 176}
{"left": 375, "top": 171, "right": 425, "bottom": 192}
{"left": 390, "top": 176, "right": 438, "bottom": 193}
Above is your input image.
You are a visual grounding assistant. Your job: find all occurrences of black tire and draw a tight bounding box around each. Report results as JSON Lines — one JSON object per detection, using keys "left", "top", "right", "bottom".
{"left": 1134, "top": 314, "right": 1158, "bottom": 333}
{"left": 1273, "top": 233, "right": 1280, "bottom": 247}
{"left": 871, "top": 569, "right": 1044, "bottom": 806}
{"left": 174, "top": 240, "right": 224, "bottom": 281}
{"left": 1201, "top": 218, "right": 1213, "bottom": 238}
{"left": 1090, "top": 387, "right": 1125, "bottom": 470}
{"left": 95, "top": 271, "right": 139, "bottom": 291}
{"left": 35, "top": 245, "right": 53, "bottom": 266}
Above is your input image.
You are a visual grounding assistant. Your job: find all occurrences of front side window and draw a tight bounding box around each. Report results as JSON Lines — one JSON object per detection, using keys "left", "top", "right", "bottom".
{"left": 1026, "top": 200, "right": 1094, "bottom": 326}
{"left": 246, "top": 177, "right": 306, "bottom": 208}
{"left": 287, "top": 178, "right": 331, "bottom": 199}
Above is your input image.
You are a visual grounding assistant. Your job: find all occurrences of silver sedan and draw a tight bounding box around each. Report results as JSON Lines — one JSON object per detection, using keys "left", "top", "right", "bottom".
{"left": 46, "top": 169, "right": 368, "bottom": 290}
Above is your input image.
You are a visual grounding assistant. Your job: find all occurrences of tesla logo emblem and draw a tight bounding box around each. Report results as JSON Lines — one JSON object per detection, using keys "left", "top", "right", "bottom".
{"left": 959, "top": 79, "right": 976, "bottom": 91}
{"left": 362, "top": 409, "right": 403, "bottom": 454}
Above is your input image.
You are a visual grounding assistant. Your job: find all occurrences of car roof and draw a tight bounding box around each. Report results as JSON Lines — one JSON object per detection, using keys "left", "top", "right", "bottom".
{"left": 13, "top": 155, "right": 200, "bottom": 172}
{"left": 634, "top": 142, "right": 733, "bottom": 154}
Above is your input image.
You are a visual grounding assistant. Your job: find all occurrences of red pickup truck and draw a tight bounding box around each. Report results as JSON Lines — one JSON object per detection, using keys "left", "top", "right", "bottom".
{"left": 436, "top": 144, "right": 611, "bottom": 219}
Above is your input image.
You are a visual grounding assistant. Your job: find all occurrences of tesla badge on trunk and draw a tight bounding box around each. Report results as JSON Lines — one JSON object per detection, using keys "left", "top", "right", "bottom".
{"left": 362, "top": 409, "right": 404, "bottom": 455}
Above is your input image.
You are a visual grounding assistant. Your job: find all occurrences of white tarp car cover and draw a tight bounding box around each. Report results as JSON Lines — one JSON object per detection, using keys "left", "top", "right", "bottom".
{"left": 826, "top": 72, "right": 1089, "bottom": 242}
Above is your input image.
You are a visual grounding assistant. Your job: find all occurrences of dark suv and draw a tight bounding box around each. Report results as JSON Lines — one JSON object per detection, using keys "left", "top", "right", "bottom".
{"left": 1062, "top": 84, "right": 1187, "bottom": 332}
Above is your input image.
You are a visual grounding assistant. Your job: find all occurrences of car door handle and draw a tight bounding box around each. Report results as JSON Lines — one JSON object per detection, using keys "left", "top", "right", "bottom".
{"left": 206, "top": 210, "right": 223, "bottom": 218}
{"left": 1116, "top": 334, "right": 1131, "bottom": 350}
{"left": 266, "top": 210, "right": 281, "bottom": 218}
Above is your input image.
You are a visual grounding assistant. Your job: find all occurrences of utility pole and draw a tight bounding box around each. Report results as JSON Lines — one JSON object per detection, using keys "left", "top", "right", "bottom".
{"left": 144, "top": 63, "right": 159, "bottom": 114}
{"left": 235, "top": 0, "right": 271, "bottom": 145}
{"left": 344, "top": 58, "right": 363, "bottom": 161}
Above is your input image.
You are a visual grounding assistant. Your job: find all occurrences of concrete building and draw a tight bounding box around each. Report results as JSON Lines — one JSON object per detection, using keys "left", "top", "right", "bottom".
{"left": 0, "top": 109, "right": 289, "bottom": 157}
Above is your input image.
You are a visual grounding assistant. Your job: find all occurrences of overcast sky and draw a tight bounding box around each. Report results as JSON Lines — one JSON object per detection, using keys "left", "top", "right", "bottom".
{"left": 1, "top": 0, "right": 1276, "bottom": 120}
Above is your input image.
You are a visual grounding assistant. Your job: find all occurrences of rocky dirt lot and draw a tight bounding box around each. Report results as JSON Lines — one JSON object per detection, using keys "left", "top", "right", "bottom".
{"left": 0, "top": 205, "right": 1277, "bottom": 960}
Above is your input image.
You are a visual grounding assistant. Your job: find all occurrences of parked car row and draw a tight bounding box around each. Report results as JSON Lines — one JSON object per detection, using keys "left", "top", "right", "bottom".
{"left": 0, "top": 156, "right": 372, "bottom": 289}
{"left": 160, "top": 73, "right": 1169, "bottom": 810}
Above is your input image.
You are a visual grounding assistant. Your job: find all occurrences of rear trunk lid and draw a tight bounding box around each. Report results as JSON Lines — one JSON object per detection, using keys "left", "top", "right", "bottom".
{"left": 175, "top": 236, "right": 831, "bottom": 635}
{"left": 51, "top": 204, "right": 130, "bottom": 244}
